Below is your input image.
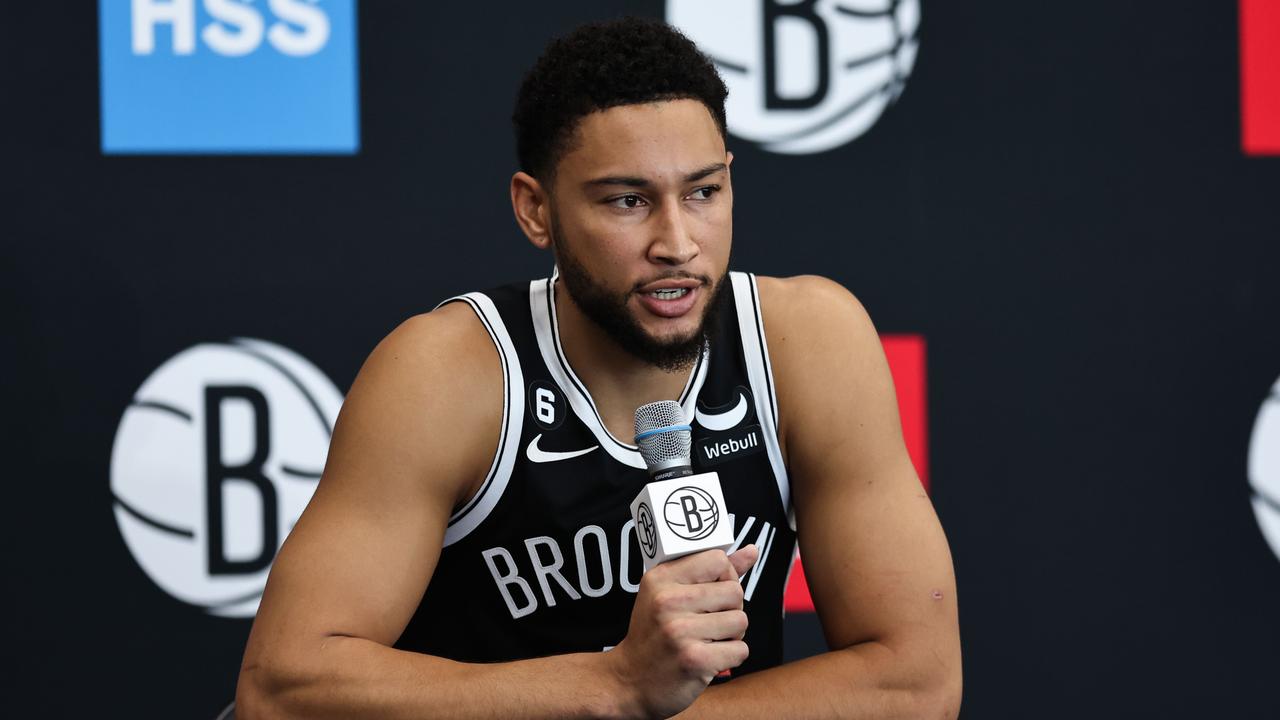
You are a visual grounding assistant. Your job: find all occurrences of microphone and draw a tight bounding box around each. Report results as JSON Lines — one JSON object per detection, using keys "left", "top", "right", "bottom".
{"left": 630, "top": 401, "right": 734, "bottom": 572}
{"left": 634, "top": 400, "right": 694, "bottom": 481}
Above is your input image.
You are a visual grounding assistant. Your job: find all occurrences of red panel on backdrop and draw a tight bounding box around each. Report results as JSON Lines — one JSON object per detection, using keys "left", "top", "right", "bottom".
{"left": 784, "top": 335, "right": 928, "bottom": 613}
{"left": 1242, "top": 0, "right": 1280, "bottom": 155}
{"left": 883, "top": 335, "right": 929, "bottom": 491}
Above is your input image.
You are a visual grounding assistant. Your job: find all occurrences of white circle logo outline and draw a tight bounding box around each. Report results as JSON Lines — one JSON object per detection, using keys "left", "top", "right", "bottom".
{"left": 110, "top": 338, "right": 343, "bottom": 617}
{"left": 1249, "top": 375, "right": 1280, "bottom": 564}
{"left": 668, "top": 0, "right": 921, "bottom": 154}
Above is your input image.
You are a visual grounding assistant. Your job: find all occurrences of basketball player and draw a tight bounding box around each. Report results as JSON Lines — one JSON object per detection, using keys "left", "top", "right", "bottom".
{"left": 237, "top": 17, "right": 960, "bottom": 719}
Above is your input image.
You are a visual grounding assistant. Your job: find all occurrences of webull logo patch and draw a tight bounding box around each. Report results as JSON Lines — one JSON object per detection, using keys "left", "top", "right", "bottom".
{"left": 697, "top": 425, "right": 765, "bottom": 466}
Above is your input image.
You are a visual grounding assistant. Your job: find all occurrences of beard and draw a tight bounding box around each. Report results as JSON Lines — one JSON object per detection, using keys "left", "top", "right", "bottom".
{"left": 550, "top": 220, "right": 727, "bottom": 372}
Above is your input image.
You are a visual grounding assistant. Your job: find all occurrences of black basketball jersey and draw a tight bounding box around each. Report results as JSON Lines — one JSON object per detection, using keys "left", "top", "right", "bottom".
{"left": 395, "top": 272, "right": 798, "bottom": 678}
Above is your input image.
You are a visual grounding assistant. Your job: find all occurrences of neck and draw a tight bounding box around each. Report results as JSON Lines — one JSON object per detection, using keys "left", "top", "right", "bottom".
{"left": 553, "top": 280, "right": 695, "bottom": 441}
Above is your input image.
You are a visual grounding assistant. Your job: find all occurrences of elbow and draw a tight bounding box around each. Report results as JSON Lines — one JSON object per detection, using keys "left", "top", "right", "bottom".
{"left": 237, "top": 630, "right": 373, "bottom": 718}
{"left": 234, "top": 664, "right": 269, "bottom": 720}
{"left": 913, "top": 666, "right": 963, "bottom": 720}
{"left": 236, "top": 661, "right": 289, "bottom": 720}
{"left": 867, "top": 635, "right": 961, "bottom": 720}
{"left": 235, "top": 653, "right": 314, "bottom": 720}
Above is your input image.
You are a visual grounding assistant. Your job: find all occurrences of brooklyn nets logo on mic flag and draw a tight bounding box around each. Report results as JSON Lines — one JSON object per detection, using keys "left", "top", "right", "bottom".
{"left": 664, "top": 486, "right": 721, "bottom": 541}
{"left": 637, "top": 502, "right": 658, "bottom": 559}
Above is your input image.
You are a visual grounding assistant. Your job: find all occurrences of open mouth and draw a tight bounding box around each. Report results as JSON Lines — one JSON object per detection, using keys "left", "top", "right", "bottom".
{"left": 636, "top": 284, "right": 700, "bottom": 318}
{"left": 649, "top": 288, "right": 691, "bottom": 300}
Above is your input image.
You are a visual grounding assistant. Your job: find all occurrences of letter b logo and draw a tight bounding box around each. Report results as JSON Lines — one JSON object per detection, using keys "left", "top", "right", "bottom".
{"left": 204, "top": 386, "right": 278, "bottom": 576}
{"left": 680, "top": 495, "right": 704, "bottom": 533}
{"left": 668, "top": 0, "right": 922, "bottom": 154}
{"left": 663, "top": 487, "right": 720, "bottom": 541}
{"left": 764, "top": 0, "right": 830, "bottom": 109}
{"left": 110, "top": 339, "right": 343, "bottom": 616}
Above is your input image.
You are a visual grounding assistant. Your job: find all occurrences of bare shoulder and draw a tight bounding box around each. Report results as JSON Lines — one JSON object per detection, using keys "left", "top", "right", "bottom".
{"left": 752, "top": 275, "right": 887, "bottom": 456}
{"left": 753, "top": 274, "right": 878, "bottom": 365}
{"left": 363, "top": 301, "right": 500, "bottom": 386}
{"left": 326, "top": 300, "right": 503, "bottom": 510}
{"left": 353, "top": 301, "right": 502, "bottom": 432}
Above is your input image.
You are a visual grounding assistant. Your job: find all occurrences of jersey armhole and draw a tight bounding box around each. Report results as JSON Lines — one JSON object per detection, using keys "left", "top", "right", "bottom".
{"left": 433, "top": 293, "right": 525, "bottom": 546}
{"left": 729, "top": 272, "right": 795, "bottom": 530}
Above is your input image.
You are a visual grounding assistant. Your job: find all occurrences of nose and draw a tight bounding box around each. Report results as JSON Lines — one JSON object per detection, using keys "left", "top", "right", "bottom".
{"left": 648, "top": 199, "right": 699, "bottom": 266}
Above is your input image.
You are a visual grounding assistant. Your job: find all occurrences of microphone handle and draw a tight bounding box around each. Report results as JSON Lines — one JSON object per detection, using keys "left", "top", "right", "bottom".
{"left": 649, "top": 464, "right": 693, "bottom": 482}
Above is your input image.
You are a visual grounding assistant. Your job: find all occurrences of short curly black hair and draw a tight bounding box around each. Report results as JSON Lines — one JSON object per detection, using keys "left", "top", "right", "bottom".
{"left": 513, "top": 17, "right": 728, "bottom": 182}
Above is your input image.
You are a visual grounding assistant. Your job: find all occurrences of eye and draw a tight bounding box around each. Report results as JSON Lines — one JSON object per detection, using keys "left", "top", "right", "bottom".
{"left": 607, "top": 194, "right": 647, "bottom": 209}
{"left": 688, "top": 185, "right": 720, "bottom": 201}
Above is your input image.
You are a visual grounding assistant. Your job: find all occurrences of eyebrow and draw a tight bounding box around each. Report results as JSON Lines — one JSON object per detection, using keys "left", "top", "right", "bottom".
{"left": 584, "top": 162, "right": 727, "bottom": 189}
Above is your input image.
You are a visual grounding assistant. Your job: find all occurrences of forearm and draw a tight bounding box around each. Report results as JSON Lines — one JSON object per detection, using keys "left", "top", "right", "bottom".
{"left": 237, "top": 635, "right": 633, "bottom": 720}
{"left": 673, "top": 641, "right": 961, "bottom": 720}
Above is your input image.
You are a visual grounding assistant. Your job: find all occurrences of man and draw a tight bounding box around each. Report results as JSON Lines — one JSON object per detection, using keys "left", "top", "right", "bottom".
{"left": 237, "top": 17, "right": 960, "bottom": 719}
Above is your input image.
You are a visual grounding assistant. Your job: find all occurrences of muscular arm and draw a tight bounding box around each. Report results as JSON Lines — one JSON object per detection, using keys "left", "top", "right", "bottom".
{"left": 676, "top": 275, "right": 962, "bottom": 719}
{"left": 235, "top": 305, "right": 629, "bottom": 719}
{"left": 237, "top": 304, "right": 761, "bottom": 719}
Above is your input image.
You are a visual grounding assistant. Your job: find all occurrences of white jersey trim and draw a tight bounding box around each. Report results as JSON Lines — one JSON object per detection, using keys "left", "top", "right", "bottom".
{"left": 730, "top": 272, "right": 793, "bottom": 529}
{"left": 530, "top": 276, "right": 709, "bottom": 469}
{"left": 436, "top": 292, "right": 525, "bottom": 547}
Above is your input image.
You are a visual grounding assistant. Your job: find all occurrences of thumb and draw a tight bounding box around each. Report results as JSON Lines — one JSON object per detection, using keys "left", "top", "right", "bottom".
{"left": 728, "top": 544, "right": 760, "bottom": 579}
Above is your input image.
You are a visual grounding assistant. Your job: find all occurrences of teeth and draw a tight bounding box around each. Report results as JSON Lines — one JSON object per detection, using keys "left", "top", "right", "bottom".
{"left": 652, "top": 288, "right": 689, "bottom": 300}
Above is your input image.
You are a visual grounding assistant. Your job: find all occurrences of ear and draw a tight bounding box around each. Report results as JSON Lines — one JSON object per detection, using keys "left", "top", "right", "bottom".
{"left": 724, "top": 151, "right": 735, "bottom": 202}
{"left": 510, "top": 171, "right": 553, "bottom": 251}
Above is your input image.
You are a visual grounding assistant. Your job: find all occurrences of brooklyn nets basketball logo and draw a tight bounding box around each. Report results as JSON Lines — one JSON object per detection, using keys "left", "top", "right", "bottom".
{"left": 110, "top": 338, "right": 343, "bottom": 617}
{"left": 664, "top": 486, "right": 720, "bottom": 541}
{"left": 637, "top": 502, "right": 657, "bottom": 559}
{"left": 1248, "top": 374, "right": 1280, "bottom": 564}
{"left": 667, "top": 0, "right": 921, "bottom": 154}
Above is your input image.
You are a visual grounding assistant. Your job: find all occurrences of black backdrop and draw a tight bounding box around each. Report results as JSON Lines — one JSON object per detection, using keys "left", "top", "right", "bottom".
{"left": 5, "top": 1, "right": 1280, "bottom": 717}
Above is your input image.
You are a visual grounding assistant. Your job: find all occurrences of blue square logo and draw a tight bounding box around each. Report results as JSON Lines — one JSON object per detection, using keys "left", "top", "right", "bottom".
{"left": 99, "top": 0, "right": 359, "bottom": 154}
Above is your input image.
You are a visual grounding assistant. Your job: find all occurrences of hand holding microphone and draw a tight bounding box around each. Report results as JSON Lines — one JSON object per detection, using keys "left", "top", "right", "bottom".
{"left": 605, "top": 401, "right": 759, "bottom": 719}
{"left": 629, "top": 401, "right": 736, "bottom": 570}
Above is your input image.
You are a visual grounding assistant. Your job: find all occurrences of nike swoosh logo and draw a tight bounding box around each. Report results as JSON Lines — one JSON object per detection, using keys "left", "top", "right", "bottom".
{"left": 526, "top": 434, "right": 598, "bottom": 463}
{"left": 695, "top": 393, "right": 749, "bottom": 431}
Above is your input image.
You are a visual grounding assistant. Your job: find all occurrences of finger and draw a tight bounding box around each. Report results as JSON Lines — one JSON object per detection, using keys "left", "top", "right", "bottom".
{"left": 671, "top": 578, "right": 745, "bottom": 614}
{"left": 706, "top": 579, "right": 746, "bottom": 612}
{"left": 666, "top": 549, "right": 738, "bottom": 584}
{"left": 703, "top": 639, "right": 750, "bottom": 673}
{"left": 728, "top": 544, "right": 759, "bottom": 579}
{"left": 686, "top": 609, "right": 749, "bottom": 641}
{"left": 677, "top": 639, "right": 750, "bottom": 683}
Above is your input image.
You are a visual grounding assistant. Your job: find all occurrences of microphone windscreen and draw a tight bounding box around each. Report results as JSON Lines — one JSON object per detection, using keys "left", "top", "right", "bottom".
{"left": 634, "top": 400, "right": 691, "bottom": 471}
